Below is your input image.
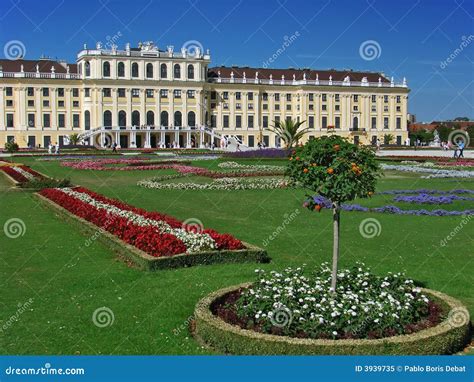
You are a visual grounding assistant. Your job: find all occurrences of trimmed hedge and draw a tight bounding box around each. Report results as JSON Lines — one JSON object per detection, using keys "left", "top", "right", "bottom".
{"left": 35, "top": 194, "right": 270, "bottom": 271}
{"left": 193, "top": 283, "right": 471, "bottom": 355}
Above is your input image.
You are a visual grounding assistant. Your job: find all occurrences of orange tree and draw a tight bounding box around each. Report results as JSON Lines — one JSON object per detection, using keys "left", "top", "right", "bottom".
{"left": 287, "top": 136, "right": 380, "bottom": 292}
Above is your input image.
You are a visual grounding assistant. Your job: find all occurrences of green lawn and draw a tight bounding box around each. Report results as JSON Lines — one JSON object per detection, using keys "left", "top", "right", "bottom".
{"left": 0, "top": 156, "right": 473, "bottom": 354}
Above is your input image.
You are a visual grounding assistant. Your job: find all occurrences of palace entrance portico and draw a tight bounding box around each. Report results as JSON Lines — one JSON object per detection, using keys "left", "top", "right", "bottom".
{"left": 80, "top": 126, "right": 218, "bottom": 149}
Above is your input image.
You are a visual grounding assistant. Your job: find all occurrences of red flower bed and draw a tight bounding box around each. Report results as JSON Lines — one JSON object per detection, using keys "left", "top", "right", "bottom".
{"left": 0, "top": 165, "right": 43, "bottom": 183}
{"left": 39, "top": 187, "right": 244, "bottom": 257}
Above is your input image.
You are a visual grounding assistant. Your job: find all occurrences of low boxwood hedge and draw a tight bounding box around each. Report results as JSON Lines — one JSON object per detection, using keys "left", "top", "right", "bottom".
{"left": 193, "top": 283, "right": 471, "bottom": 355}
{"left": 35, "top": 194, "right": 270, "bottom": 271}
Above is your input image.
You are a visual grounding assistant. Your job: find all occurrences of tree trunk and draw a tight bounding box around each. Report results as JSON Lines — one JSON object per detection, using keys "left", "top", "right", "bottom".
{"left": 330, "top": 202, "right": 340, "bottom": 294}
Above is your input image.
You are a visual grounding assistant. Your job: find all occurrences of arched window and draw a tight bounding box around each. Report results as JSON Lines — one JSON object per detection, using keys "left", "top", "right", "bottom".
{"left": 103, "top": 61, "right": 110, "bottom": 77}
{"left": 85, "top": 61, "right": 90, "bottom": 77}
{"left": 187, "top": 64, "right": 194, "bottom": 79}
{"left": 146, "top": 111, "right": 155, "bottom": 125}
{"left": 103, "top": 110, "right": 112, "bottom": 128}
{"left": 117, "top": 62, "right": 125, "bottom": 77}
{"left": 161, "top": 111, "right": 169, "bottom": 127}
{"left": 132, "top": 110, "right": 140, "bottom": 126}
{"left": 187, "top": 111, "right": 196, "bottom": 127}
{"left": 118, "top": 110, "right": 127, "bottom": 128}
{"left": 353, "top": 116, "right": 359, "bottom": 130}
{"left": 174, "top": 64, "right": 181, "bottom": 79}
{"left": 131, "top": 62, "right": 139, "bottom": 78}
{"left": 146, "top": 63, "right": 153, "bottom": 79}
{"left": 174, "top": 111, "right": 182, "bottom": 127}
{"left": 84, "top": 111, "right": 90, "bottom": 130}
{"left": 160, "top": 63, "right": 167, "bottom": 78}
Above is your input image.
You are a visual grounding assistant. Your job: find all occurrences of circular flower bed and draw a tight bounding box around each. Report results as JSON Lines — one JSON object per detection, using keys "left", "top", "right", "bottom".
{"left": 193, "top": 265, "right": 471, "bottom": 355}
{"left": 218, "top": 263, "right": 439, "bottom": 340}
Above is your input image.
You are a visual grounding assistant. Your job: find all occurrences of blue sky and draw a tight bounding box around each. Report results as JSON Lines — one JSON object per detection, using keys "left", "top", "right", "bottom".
{"left": 0, "top": 0, "right": 473, "bottom": 121}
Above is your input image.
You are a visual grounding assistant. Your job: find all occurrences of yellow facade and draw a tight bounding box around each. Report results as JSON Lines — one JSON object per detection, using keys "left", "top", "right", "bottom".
{"left": 0, "top": 41, "right": 409, "bottom": 149}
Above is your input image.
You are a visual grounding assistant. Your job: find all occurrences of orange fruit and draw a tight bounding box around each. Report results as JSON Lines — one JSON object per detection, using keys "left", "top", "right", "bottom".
{"left": 303, "top": 168, "right": 309, "bottom": 173}
{"left": 327, "top": 168, "right": 334, "bottom": 174}
{"left": 314, "top": 205, "right": 322, "bottom": 212}
{"left": 334, "top": 144, "right": 340, "bottom": 151}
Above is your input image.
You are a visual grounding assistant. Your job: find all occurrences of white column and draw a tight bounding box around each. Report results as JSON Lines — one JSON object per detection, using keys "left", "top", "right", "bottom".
{"left": 186, "top": 131, "right": 191, "bottom": 148}
{"left": 130, "top": 130, "right": 137, "bottom": 148}
{"left": 144, "top": 131, "right": 151, "bottom": 148}
{"left": 0, "top": 87, "right": 4, "bottom": 130}
{"left": 115, "top": 131, "right": 120, "bottom": 148}
{"left": 160, "top": 131, "right": 165, "bottom": 148}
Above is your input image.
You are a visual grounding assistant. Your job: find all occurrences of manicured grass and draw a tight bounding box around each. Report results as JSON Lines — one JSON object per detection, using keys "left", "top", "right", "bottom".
{"left": 0, "top": 156, "right": 473, "bottom": 355}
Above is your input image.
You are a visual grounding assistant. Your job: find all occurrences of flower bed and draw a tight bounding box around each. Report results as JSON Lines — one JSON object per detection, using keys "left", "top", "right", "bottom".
{"left": 194, "top": 282, "right": 470, "bottom": 355}
{"left": 308, "top": 192, "right": 474, "bottom": 216}
{"left": 224, "top": 148, "right": 291, "bottom": 159}
{"left": 138, "top": 177, "right": 289, "bottom": 190}
{"left": 218, "top": 161, "right": 286, "bottom": 172}
{"left": 0, "top": 164, "right": 44, "bottom": 184}
{"left": 37, "top": 187, "right": 269, "bottom": 270}
{"left": 381, "top": 164, "right": 474, "bottom": 178}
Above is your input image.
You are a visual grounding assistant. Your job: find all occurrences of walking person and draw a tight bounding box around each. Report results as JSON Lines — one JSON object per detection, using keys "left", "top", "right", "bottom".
{"left": 457, "top": 140, "right": 465, "bottom": 159}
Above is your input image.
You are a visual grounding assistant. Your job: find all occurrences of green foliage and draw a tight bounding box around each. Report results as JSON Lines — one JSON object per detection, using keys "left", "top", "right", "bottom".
{"left": 409, "top": 130, "right": 434, "bottom": 144}
{"left": 268, "top": 119, "right": 310, "bottom": 148}
{"left": 4, "top": 141, "right": 19, "bottom": 153}
{"left": 68, "top": 133, "right": 81, "bottom": 145}
{"left": 383, "top": 134, "right": 395, "bottom": 145}
{"left": 286, "top": 136, "right": 380, "bottom": 205}
{"left": 20, "top": 177, "right": 72, "bottom": 190}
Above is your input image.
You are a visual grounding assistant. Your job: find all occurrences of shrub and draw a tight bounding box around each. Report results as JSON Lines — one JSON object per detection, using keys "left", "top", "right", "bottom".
{"left": 20, "top": 177, "right": 72, "bottom": 190}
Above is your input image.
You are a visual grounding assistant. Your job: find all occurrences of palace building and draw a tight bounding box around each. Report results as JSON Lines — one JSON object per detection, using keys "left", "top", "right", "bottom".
{"left": 0, "top": 41, "right": 409, "bottom": 149}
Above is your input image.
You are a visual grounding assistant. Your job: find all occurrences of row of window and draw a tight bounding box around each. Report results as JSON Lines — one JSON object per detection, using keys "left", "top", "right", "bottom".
{"left": 4, "top": 87, "right": 81, "bottom": 97}
{"left": 217, "top": 102, "right": 402, "bottom": 113}
{"left": 83, "top": 61, "right": 196, "bottom": 80}
{"left": 214, "top": 115, "right": 403, "bottom": 130}
{"left": 213, "top": 91, "right": 402, "bottom": 103}
{"left": 102, "top": 88, "right": 196, "bottom": 99}
{"left": 5, "top": 110, "right": 198, "bottom": 129}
